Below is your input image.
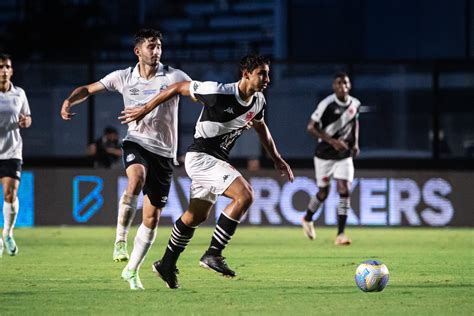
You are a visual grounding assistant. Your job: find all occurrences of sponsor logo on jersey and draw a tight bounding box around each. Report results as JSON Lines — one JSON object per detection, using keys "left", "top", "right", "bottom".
{"left": 129, "top": 88, "right": 139, "bottom": 95}
{"left": 224, "top": 107, "right": 234, "bottom": 114}
{"left": 143, "top": 89, "right": 157, "bottom": 95}
{"left": 126, "top": 153, "right": 135, "bottom": 162}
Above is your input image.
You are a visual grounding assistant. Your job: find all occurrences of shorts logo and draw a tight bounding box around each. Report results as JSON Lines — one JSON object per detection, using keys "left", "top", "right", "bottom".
{"left": 126, "top": 154, "right": 136, "bottom": 162}
{"left": 16, "top": 171, "right": 21, "bottom": 178}
{"left": 223, "top": 174, "right": 230, "bottom": 182}
{"left": 161, "top": 196, "right": 168, "bottom": 203}
{"left": 129, "top": 88, "right": 139, "bottom": 95}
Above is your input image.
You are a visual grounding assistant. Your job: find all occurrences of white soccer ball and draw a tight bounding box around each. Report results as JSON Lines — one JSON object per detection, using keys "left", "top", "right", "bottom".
{"left": 355, "top": 260, "right": 390, "bottom": 292}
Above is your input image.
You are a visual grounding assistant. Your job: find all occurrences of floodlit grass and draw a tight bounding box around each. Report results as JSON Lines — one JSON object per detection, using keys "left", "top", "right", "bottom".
{"left": 0, "top": 227, "right": 472, "bottom": 315}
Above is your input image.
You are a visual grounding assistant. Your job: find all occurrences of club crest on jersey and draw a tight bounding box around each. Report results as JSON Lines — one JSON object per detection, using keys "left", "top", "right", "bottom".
{"left": 126, "top": 154, "right": 135, "bottom": 162}
{"left": 348, "top": 105, "right": 355, "bottom": 115}
{"left": 129, "top": 88, "right": 139, "bottom": 95}
{"left": 159, "top": 84, "right": 168, "bottom": 91}
{"left": 245, "top": 111, "right": 255, "bottom": 121}
{"left": 224, "top": 107, "right": 234, "bottom": 114}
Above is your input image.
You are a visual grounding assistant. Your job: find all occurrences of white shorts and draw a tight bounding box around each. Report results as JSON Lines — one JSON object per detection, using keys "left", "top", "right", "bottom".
{"left": 185, "top": 152, "right": 242, "bottom": 204}
{"left": 314, "top": 157, "right": 354, "bottom": 187}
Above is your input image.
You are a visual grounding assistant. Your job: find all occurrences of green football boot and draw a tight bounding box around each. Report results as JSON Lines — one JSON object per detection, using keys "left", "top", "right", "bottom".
{"left": 113, "top": 241, "right": 129, "bottom": 262}
{"left": 121, "top": 267, "right": 144, "bottom": 290}
{"left": 4, "top": 236, "right": 18, "bottom": 256}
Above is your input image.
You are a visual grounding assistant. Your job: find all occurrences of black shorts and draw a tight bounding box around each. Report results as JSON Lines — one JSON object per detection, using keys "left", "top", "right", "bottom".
{"left": 122, "top": 141, "right": 174, "bottom": 208}
{"left": 0, "top": 159, "right": 22, "bottom": 180}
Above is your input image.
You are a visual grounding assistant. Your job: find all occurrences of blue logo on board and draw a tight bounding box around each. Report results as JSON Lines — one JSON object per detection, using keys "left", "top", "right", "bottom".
{"left": 73, "top": 176, "right": 103, "bottom": 223}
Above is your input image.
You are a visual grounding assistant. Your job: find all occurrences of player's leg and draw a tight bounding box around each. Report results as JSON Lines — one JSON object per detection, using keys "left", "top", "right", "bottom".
{"left": 114, "top": 141, "right": 148, "bottom": 262}
{"left": 301, "top": 157, "right": 333, "bottom": 240}
{"left": 2, "top": 176, "right": 20, "bottom": 256}
{"left": 122, "top": 195, "right": 161, "bottom": 290}
{"left": 199, "top": 176, "right": 253, "bottom": 277}
{"left": 334, "top": 158, "right": 354, "bottom": 245}
{"left": 153, "top": 198, "right": 213, "bottom": 289}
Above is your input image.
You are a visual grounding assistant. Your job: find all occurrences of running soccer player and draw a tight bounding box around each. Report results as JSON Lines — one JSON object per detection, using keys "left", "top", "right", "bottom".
{"left": 60, "top": 29, "right": 191, "bottom": 290}
{"left": 0, "top": 53, "right": 32, "bottom": 257}
{"left": 120, "top": 54, "right": 294, "bottom": 289}
{"left": 301, "top": 72, "right": 360, "bottom": 245}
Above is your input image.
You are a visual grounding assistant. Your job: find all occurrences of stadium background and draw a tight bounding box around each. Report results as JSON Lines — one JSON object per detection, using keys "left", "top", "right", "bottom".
{"left": 0, "top": 0, "right": 473, "bottom": 228}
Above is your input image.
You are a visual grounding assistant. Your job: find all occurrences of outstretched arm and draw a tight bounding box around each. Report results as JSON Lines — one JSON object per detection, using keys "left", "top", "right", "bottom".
{"left": 253, "top": 119, "right": 294, "bottom": 182}
{"left": 61, "top": 82, "right": 106, "bottom": 120}
{"left": 119, "top": 81, "right": 192, "bottom": 124}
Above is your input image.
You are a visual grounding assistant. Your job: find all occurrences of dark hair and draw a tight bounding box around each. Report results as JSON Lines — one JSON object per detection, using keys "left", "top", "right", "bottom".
{"left": 134, "top": 29, "right": 163, "bottom": 47}
{"left": 334, "top": 72, "right": 349, "bottom": 80}
{"left": 239, "top": 54, "right": 270, "bottom": 77}
{"left": 0, "top": 53, "right": 11, "bottom": 61}
{"left": 104, "top": 126, "right": 118, "bottom": 135}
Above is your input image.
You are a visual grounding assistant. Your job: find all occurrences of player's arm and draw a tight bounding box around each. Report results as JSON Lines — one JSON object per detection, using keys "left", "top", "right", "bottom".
{"left": 253, "top": 119, "right": 294, "bottom": 182}
{"left": 119, "top": 81, "right": 192, "bottom": 124}
{"left": 61, "top": 82, "right": 106, "bottom": 120}
{"left": 352, "top": 119, "right": 360, "bottom": 157}
{"left": 307, "top": 118, "right": 349, "bottom": 152}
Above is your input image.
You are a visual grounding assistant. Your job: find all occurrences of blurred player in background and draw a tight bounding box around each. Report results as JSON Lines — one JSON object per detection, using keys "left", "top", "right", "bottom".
{"left": 120, "top": 54, "right": 294, "bottom": 289}
{"left": 301, "top": 72, "right": 360, "bottom": 245}
{"left": 0, "top": 53, "right": 32, "bottom": 257}
{"left": 60, "top": 29, "right": 191, "bottom": 290}
{"left": 86, "top": 126, "right": 122, "bottom": 168}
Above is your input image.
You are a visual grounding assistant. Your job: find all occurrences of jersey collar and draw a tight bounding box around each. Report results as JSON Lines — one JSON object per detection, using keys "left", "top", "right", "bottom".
{"left": 234, "top": 81, "right": 254, "bottom": 107}
{"left": 132, "top": 62, "right": 165, "bottom": 79}
{"left": 333, "top": 93, "right": 351, "bottom": 106}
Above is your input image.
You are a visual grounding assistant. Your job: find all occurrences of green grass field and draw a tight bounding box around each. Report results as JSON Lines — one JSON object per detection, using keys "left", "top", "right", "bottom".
{"left": 0, "top": 226, "right": 472, "bottom": 315}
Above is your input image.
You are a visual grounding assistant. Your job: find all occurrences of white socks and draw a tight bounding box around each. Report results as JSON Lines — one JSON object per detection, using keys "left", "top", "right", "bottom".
{"left": 115, "top": 192, "right": 138, "bottom": 244}
{"left": 3, "top": 199, "right": 19, "bottom": 239}
{"left": 127, "top": 224, "right": 157, "bottom": 271}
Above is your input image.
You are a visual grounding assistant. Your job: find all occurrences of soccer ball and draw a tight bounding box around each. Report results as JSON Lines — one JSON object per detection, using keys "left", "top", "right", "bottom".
{"left": 355, "top": 260, "right": 389, "bottom": 292}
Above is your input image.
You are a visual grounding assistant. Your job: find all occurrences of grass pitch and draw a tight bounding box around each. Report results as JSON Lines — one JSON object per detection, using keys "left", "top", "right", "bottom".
{"left": 0, "top": 226, "right": 472, "bottom": 315}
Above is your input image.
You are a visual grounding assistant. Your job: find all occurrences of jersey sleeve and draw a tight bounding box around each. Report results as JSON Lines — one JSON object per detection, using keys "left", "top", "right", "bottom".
{"left": 253, "top": 94, "right": 266, "bottom": 121}
{"left": 99, "top": 68, "right": 128, "bottom": 93}
{"left": 171, "top": 68, "right": 192, "bottom": 82}
{"left": 19, "top": 88, "right": 31, "bottom": 116}
{"left": 310, "top": 99, "right": 326, "bottom": 123}
{"left": 188, "top": 80, "right": 221, "bottom": 107}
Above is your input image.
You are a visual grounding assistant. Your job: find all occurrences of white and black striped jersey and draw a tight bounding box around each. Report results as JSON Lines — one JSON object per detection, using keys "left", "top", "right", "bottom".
{"left": 188, "top": 81, "right": 265, "bottom": 161}
{"left": 310, "top": 93, "right": 360, "bottom": 160}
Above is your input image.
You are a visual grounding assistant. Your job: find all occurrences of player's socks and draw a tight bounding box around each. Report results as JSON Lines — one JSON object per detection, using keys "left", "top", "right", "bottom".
{"left": 304, "top": 195, "right": 323, "bottom": 222}
{"left": 337, "top": 196, "right": 350, "bottom": 235}
{"left": 2, "top": 200, "right": 18, "bottom": 256}
{"left": 205, "top": 213, "right": 239, "bottom": 256}
{"left": 128, "top": 224, "right": 157, "bottom": 271}
{"left": 161, "top": 217, "right": 195, "bottom": 269}
{"left": 115, "top": 192, "right": 138, "bottom": 244}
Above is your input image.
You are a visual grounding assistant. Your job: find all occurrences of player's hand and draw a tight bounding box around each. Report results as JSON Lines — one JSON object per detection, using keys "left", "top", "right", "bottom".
{"left": 61, "top": 101, "right": 76, "bottom": 120}
{"left": 352, "top": 145, "right": 360, "bottom": 157}
{"left": 244, "top": 121, "right": 254, "bottom": 130}
{"left": 18, "top": 114, "right": 31, "bottom": 128}
{"left": 119, "top": 106, "right": 147, "bottom": 124}
{"left": 329, "top": 139, "right": 349, "bottom": 152}
{"left": 274, "top": 156, "right": 294, "bottom": 182}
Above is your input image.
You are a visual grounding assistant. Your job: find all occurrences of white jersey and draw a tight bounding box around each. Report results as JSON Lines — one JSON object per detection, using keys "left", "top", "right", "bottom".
{"left": 100, "top": 63, "right": 191, "bottom": 158}
{"left": 0, "top": 84, "right": 31, "bottom": 160}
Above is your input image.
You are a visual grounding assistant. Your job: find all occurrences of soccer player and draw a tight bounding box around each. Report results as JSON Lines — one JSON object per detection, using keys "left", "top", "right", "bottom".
{"left": 120, "top": 54, "right": 294, "bottom": 289}
{"left": 0, "top": 53, "right": 32, "bottom": 257}
{"left": 60, "top": 29, "right": 191, "bottom": 290}
{"left": 301, "top": 72, "right": 360, "bottom": 245}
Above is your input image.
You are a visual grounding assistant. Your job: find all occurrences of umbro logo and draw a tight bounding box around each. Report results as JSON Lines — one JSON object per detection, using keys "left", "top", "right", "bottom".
{"left": 224, "top": 107, "right": 234, "bottom": 114}
{"left": 223, "top": 174, "right": 230, "bottom": 182}
{"left": 129, "top": 88, "right": 139, "bottom": 95}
